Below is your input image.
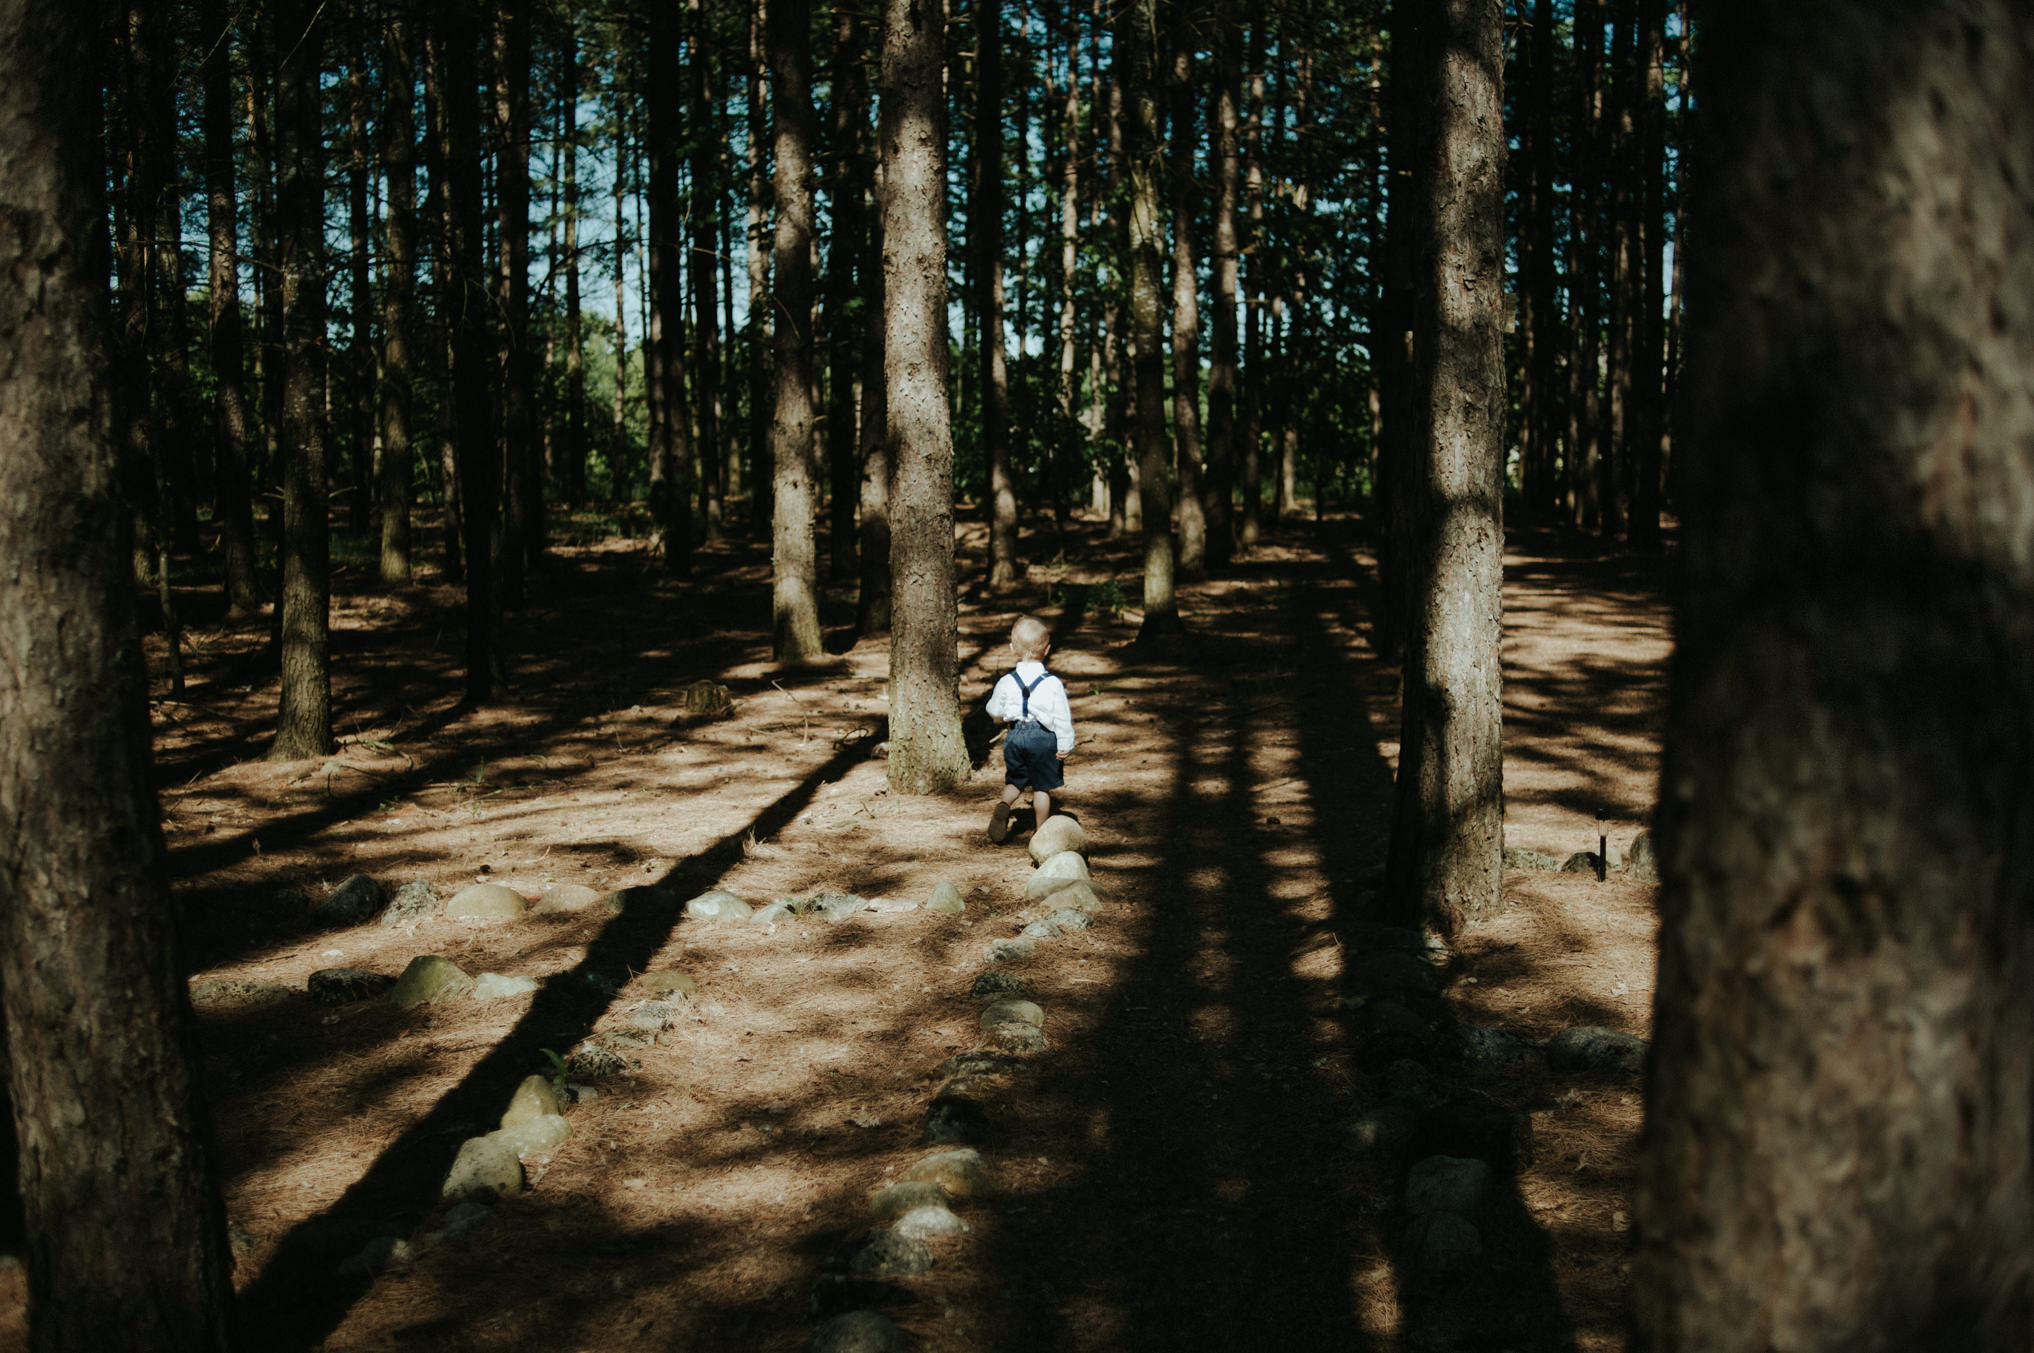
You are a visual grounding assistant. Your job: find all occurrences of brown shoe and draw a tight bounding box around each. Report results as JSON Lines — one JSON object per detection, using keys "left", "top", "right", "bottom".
{"left": 987, "top": 802, "right": 1012, "bottom": 844}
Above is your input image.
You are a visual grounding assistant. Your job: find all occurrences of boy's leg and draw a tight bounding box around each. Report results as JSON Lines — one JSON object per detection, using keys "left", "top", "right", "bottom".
{"left": 988, "top": 783, "right": 1021, "bottom": 843}
{"left": 1034, "top": 790, "right": 1051, "bottom": 824}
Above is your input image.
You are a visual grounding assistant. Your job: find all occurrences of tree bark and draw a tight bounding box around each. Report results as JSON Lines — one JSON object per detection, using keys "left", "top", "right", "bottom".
{"left": 0, "top": 9, "right": 238, "bottom": 1347}
{"left": 492, "top": 0, "right": 537, "bottom": 594}
{"left": 882, "top": 0, "right": 969, "bottom": 791}
{"left": 560, "top": 10, "right": 586, "bottom": 510}
{"left": 1120, "top": 0, "right": 1181, "bottom": 642}
{"left": 647, "top": 0, "right": 695, "bottom": 576}
{"left": 1567, "top": 0, "right": 1604, "bottom": 530}
{"left": 203, "top": 0, "right": 262, "bottom": 612}
{"left": 1627, "top": 0, "right": 1666, "bottom": 549}
{"left": 271, "top": 0, "right": 335, "bottom": 758}
{"left": 746, "top": 0, "right": 774, "bottom": 534}
{"left": 1634, "top": 5, "right": 2034, "bottom": 1348}
{"left": 1204, "top": 0, "right": 1241, "bottom": 567}
{"left": 1168, "top": 11, "right": 1206, "bottom": 582}
{"left": 976, "top": 0, "right": 1019, "bottom": 588}
{"left": 691, "top": 0, "right": 724, "bottom": 537}
{"left": 828, "top": 4, "right": 871, "bottom": 583}
{"left": 378, "top": 0, "right": 418, "bottom": 585}
{"left": 344, "top": 10, "right": 376, "bottom": 540}
{"left": 770, "top": 0, "right": 824, "bottom": 663}
{"left": 443, "top": 1, "right": 505, "bottom": 701}
{"left": 1381, "top": 0, "right": 1505, "bottom": 936}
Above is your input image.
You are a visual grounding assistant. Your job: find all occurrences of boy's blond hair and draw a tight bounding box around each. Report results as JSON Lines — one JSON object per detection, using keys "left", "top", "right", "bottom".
{"left": 1009, "top": 615, "right": 1051, "bottom": 661}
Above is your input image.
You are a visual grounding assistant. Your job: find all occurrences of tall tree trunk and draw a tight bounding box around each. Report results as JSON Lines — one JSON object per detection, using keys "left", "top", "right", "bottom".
{"left": 271, "top": 0, "right": 334, "bottom": 758}
{"left": 746, "top": 0, "right": 774, "bottom": 534}
{"left": 423, "top": 28, "right": 465, "bottom": 582}
{"left": 1637, "top": 6, "right": 2034, "bottom": 1347}
{"left": 1168, "top": 10, "right": 1207, "bottom": 581}
{"left": 1601, "top": 0, "right": 1635, "bottom": 538}
{"left": 379, "top": 0, "right": 418, "bottom": 585}
{"left": 882, "top": 0, "right": 968, "bottom": 789}
{"left": 493, "top": 0, "right": 537, "bottom": 595}
{"left": 1204, "top": 0, "right": 1242, "bottom": 567}
{"left": 345, "top": 11, "right": 376, "bottom": 541}
{"left": 1234, "top": 7, "right": 1266, "bottom": 564}
{"left": 647, "top": 0, "right": 695, "bottom": 575}
{"left": 1567, "top": 0, "right": 1604, "bottom": 530}
{"left": 1055, "top": 0, "right": 1082, "bottom": 508}
{"left": 1375, "top": 0, "right": 1425, "bottom": 663}
{"left": 560, "top": 11, "right": 586, "bottom": 509}
{"left": 203, "top": 0, "right": 262, "bottom": 612}
{"left": 1381, "top": 0, "right": 1504, "bottom": 936}
{"left": 1627, "top": 0, "right": 1666, "bottom": 549}
{"left": 610, "top": 76, "right": 631, "bottom": 497}
{"left": 0, "top": 18, "right": 236, "bottom": 1346}
{"left": 443, "top": 2, "right": 504, "bottom": 700}
{"left": 976, "top": 0, "right": 1019, "bottom": 588}
{"left": 828, "top": 4, "right": 871, "bottom": 582}
{"left": 1521, "top": 0, "right": 1560, "bottom": 517}
{"left": 691, "top": 0, "right": 724, "bottom": 537}
{"left": 856, "top": 168, "right": 892, "bottom": 636}
{"left": 1120, "top": 0, "right": 1181, "bottom": 641}
{"left": 770, "top": 0, "right": 823, "bottom": 662}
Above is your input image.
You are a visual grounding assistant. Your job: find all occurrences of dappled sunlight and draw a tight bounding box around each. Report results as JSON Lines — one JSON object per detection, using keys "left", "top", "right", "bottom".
{"left": 131, "top": 515, "right": 1670, "bottom": 1350}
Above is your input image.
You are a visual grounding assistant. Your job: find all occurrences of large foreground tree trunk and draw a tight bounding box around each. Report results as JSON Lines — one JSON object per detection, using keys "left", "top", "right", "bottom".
{"left": 0, "top": 6, "right": 237, "bottom": 1345}
{"left": 881, "top": 0, "right": 968, "bottom": 792}
{"left": 1634, "top": 6, "right": 2034, "bottom": 1349}
{"left": 1381, "top": 0, "right": 1504, "bottom": 935}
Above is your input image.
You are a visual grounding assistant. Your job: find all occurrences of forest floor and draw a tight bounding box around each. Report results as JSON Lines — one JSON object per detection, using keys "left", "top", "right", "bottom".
{"left": 0, "top": 507, "right": 1669, "bottom": 1352}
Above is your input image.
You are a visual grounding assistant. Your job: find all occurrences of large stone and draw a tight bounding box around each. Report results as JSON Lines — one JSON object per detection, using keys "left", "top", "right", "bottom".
{"left": 869, "top": 1181, "right": 950, "bottom": 1224}
{"left": 1041, "top": 880, "right": 1103, "bottom": 914}
{"left": 892, "top": 1203, "right": 969, "bottom": 1240}
{"left": 847, "top": 1232, "right": 934, "bottom": 1278}
{"left": 391, "top": 956, "right": 474, "bottom": 1006}
{"left": 639, "top": 970, "right": 699, "bottom": 997}
{"left": 1562, "top": 851, "right": 1606, "bottom": 875}
{"left": 983, "top": 938, "right": 1036, "bottom": 964}
{"left": 418, "top": 1201, "right": 495, "bottom": 1249}
{"left": 1405, "top": 1155, "right": 1491, "bottom": 1216}
{"left": 1421, "top": 1095, "right": 1535, "bottom": 1172}
{"left": 807, "top": 1310, "right": 910, "bottom": 1353}
{"left": 1548, "top": 1026, "right": 1648, "bottom": 1077}
{"left": 307, "top": 967, "right": 395, "bottom": 1006}
{"left": 1044, "top": 903, "right": 1095, "bottom": 931}
{"left": 532, "top": 883, "right": 606, "bottom": 914}
{"left": 901, "top": 1148, "right": 992, "bottom": 1199}
{"left": 1028, "top": 814, "right": 1088, "bottom": 863}
{"left": 442, "top": 1134, "right": 524, "bottom": 1201}
{"left": 971, "top": 971, "right": 1027, "bottom": 999}
{"left": 472, "top": 972, "right": 540, "bottom": 1000}
{"left": 682, "top": 889, "right": 753, "bottom": 921}
{"left": 1023, "top": 851, "right": 1092, "bottom": 902}
{"left": 491, "top": 1116, "right": 571, "bottom": 1157}
{"left": 987, "top": 1023, "right": 1049, "bottom": 1053}
{"left": 1456, "top": 1024, "right": 1542, "bottom": 1072}
{"left": 446, "top": 883, "right": 529, "bottom": 919}
{"left": 378, "top": 880, "right": 440, "bottom": 927}
{"left": 189, "top": 977, "right": 295, "bottom": 1009}
{"left": 1501, "top": 847, "right": 1563, "bottom": 872}
{"left": 807, "top": 892, "right": 869, "bottom": 922}
{"left": 1404, "top": 1212, "right": 1482, "bottom": 1273}
{"left": 313, "top": 874, "right": 383, "bottom": 927}
{"left": 979, "top": 999, "right": 1045, "bottom": 1031}
{"left": 501, "top": 1074, "right": 564, "bottom": 1127}
{"left": 1626, "top": 829, "right": 1660, "bottom": 882}
{"left": 336, "top": 1235, "right": 412, "bottom": 1278}
{"left": 926, "top": 880, "right": 967, "bottom": 914}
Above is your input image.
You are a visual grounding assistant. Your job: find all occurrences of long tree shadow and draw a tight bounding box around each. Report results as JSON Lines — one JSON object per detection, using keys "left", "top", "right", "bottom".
{"left": 236, "top": 728, "right": 882, "bottom": 1348}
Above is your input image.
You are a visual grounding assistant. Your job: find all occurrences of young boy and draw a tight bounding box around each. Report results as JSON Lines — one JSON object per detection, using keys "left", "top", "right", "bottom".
{"left": 984, "top": 615, "right": 1076, "bottom": 843}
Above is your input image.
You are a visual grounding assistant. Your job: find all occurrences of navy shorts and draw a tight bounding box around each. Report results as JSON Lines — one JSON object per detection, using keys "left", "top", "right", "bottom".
{"left": 1003, "top": 720, "right": 1065, "bottom": 791}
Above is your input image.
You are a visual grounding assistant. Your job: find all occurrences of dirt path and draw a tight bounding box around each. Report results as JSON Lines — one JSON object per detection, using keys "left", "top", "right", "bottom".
{"left": 1, "top": 514, "right": 1665, "bottom": 1352}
